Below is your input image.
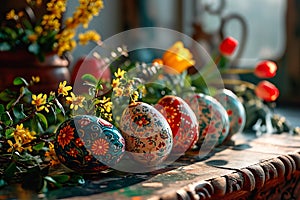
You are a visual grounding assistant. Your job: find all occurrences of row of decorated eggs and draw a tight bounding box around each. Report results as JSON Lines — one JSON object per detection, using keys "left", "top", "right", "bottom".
{"left": 54, "top": 89, "right": 246, "bottom": 173}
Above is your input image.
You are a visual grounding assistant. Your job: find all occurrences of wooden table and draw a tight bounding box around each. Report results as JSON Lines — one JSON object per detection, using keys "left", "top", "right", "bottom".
{"left": 2, "top": 107, "right": 300, "bottom": 200}
{"left": 59, "top": 133, "right": 299, "bottom": 200}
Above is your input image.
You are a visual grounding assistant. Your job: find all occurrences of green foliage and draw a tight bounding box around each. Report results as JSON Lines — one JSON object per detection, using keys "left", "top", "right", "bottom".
{"left": 0, "top": 77, "right": 81, "bottom": 193}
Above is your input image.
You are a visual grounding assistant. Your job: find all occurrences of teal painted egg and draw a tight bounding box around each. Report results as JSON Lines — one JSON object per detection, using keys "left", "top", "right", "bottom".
{"left": 213, "top": 89, "right": 246, "bottom": 141}
{"left": 119, "top": 102, "right": 173, "bottom": 167}
{"left": 54, "top": 115, "right": 125, "bottom": 173}
{"left": 185, "top": 93, "right": 229, "bottom": 152}
{"left": 155, "top": 95, "right": 199, "bottom": 156}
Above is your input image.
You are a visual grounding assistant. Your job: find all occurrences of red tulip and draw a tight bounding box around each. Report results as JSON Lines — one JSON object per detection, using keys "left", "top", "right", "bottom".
{"left": 255, "top": 80, "right": 279, "bottom": 102}
{"left": 219, "top": 37, "right": 238, "bottom": 56}
{"left": 254, "top": 60, "right": 277, "bottom": 78}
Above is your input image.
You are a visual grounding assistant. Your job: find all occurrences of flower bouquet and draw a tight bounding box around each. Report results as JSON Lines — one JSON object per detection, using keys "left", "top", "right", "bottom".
{"left": 0, "top": 0, "right": 104, "bottom": 93}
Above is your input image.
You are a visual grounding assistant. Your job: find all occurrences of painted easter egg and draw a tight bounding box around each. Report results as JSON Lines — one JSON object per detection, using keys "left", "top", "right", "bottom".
{"left": 185, "top": 93, "right": 230, "bottom": 153}
{"left": 54, "top": 115, "right": 125, "bottom": 173}
{"left": 213, "top": 89, "right": 246, "bottom": 141}
{"left": 155, "top": 95, "right": 199, "bottom": 156}
{"left": 119, "top": 102, "right": 173, "bottom": 167}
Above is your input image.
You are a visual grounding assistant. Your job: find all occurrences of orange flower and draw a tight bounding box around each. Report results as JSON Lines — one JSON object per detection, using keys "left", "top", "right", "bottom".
{"left": 254, "top": 60, "right": 277, "bottom": 78}
{"left": 161, "top": 41, "right": 195, "bottom": 74}
{"left": 255, "top": 80, "right": 279, "bottom": 102}
{"left": 219, "top": 36, "right": 238, "bottom": 56}
{"left": 91, "top": 138, "right": 109, "bottom": 156}
{"left": 57, "top": 125, "right": 75, "bottom": 148}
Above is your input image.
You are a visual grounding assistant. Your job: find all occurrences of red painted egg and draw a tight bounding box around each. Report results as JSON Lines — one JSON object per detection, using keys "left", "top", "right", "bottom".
{"left": 155, "top": 95, "right": 199, "bottom": 156}
{"left": 119, "top": 102, "right": 173, "bottom": 168}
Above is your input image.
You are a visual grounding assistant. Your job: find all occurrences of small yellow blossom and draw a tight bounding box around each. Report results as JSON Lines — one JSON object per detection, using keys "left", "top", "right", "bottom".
{"left": 78, "top": 30, "right": 101, "bottom": 45}
{"left": 32, "top": 93, "right": 49, "bottom": 112}
{"left": 34, "top": 26, "right": 43, "bottom": 35}
{"left": 28, "top": 34, "right": 38, "bottom": 42}
{"left": 66, "top": 92, "right": 85, "bottom": 110}
{"left": 45, "top": 142, "right": 60, "bottom": 166}
{"left": 7, "top": 124, "right": 37, "bottom": 153}
{"left": 113, "top": 87, "right": 123, "bottom": 97}
{"left": 114, "top": 68, "right": 126, "bottom": 79}
{"left": 131, "top": 91, "right": 139, "bottom": 102}
{"left": 58, "top": 81, "right": 72, "bottom": 96}
{"left": 111, "top": 78, "right": 120, "bottom": 89}
{"left": 32, "top": 76, "right": 40, "bottom": 83}
{"left": 7, "top": 140, "right": 24, "bottom": 153}
{"left": 6, "top": 10, "right": 17, "bottom": 20}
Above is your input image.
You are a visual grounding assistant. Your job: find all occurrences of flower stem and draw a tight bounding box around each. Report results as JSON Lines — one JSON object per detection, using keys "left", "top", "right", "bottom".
{"left": 222, "top": 79, "right": 256, "bottom": 90}
{"left": 222, "top": 68, "right": 254, "bottom": 74}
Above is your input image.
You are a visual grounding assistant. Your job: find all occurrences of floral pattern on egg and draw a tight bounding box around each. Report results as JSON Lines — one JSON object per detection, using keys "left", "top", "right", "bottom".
{"left": 54, "top": 115, "right": 125, "bottom": 173}
{"left": 185, "top": 93, "right": 229, "bottom": 149}
{"left": 213, "top": 89, "right": 246, "bottom": 140}
{"left": 155, "top": 95, "right": 199, "bottom": 155}
{"left": 119, "top": 102, "right": 173, "bottom": 167}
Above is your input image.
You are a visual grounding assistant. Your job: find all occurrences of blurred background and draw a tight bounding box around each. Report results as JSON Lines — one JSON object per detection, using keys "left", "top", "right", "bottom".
{"left": 1, "top": 0, "right": 300, "bottom": 106}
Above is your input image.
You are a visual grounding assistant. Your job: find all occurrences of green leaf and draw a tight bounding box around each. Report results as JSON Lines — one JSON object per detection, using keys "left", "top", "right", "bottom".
{"left": 0, "top": 90, "right": 14, "bottom": 102}
{"left": 51, "top": 174, "right": 70, "bottom": 184}
{"left": 44, "top": 176, "right": 61, "bottom": 188}
{"left": 6, "top": 99, "right": 15, "bottom": 110}
{"left": 23, "top": 19, "right": 33, "bottom": 30}
{"left": 4, "top": 162, "right": 16, "bottom": 179}
{"left": 33, "top": 142, "right": 45, "bottom": 151}
{"left": 2, "top": 112, "right": 13, "bottom": 126}
{"left": 36, "top": 113, "right": 48, "bottom": 129}
{"left": 13, "top": 77, "right": 28, "bottom": 86}
{"left": 28, "top": 43, "right": 40, "bottom": 55}
{"left": 5, "top": 128, "right": 14, "bottom": 139}
{"left": 0, "top": 42, "right": 11, "bottom": 51}
{"left": 13, "top": 104, "right": 27, "bottom": 121}
{"left": 55, "top": 99, "right": 65, "bottom": 116}
{"left": 81, "top": 74, "right": 98, "bottom": 85}
{"left": 0, "top": 179, "right": 7, "bottom": 188}
{"left": 0, "top": 104, "right": 5, "bottom": 115}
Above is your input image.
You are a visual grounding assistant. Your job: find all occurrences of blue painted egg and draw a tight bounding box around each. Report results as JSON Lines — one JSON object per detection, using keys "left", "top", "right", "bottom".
{"left": 119, "top": 102, "right": 173, "bottom": 168}
{"left": 54, "top": 115, "right": 125, "bottom": 173}
{"left": 214, "top": 89, "right": 246, "bottom": 141}
{"left": 185, "top": 93, "right": 229, "bottom": 153}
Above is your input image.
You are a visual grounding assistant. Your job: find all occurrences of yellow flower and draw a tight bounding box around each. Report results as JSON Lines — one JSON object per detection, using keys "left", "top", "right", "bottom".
{"left": 58, "top": 81, "right": 72, "bottom": 96}
{"left": 162, "top": 41, "right": 195, "bottom": 74}
{"left": 114, "top": 68, "right": 126, "bottom": 79}
{"left": 34, "top": 26, "right": 43, "bottom": 35}
{"left": 66, "top": 92, "right": 85, "bottom": 110}
{"left": 6, "top": 9, "right": 17, "bottom": 20}
{"left": 7, "top": 140, "right": 24, "bottom": 153}
{"left": 131, "top": 91, "right": 139, "bottom": 102}
{"left": 14, "top": 124, "right": 36, "bottom": 142}
{"left": 7, "top": 124, "right": 37, "bottom": 153}
{"left": 78, "top": 30, "right": 101, "bottom": 45}
{"left": 113, "top": 87, "right": 123, "bottom": 97}
{"left": 28, "top": 34, "right": 38, "bottom": 42}
{"left": 31, "top": 76, "right": 40, "bottom": 83}
{"left": 32, "top": 93, "right": 49, "bottom": 112}
{"left": 111, "top": 78, "right": 120, "bottom": 88}
{"left": 45, "top": 142, "right": 60, "bottom": 166}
